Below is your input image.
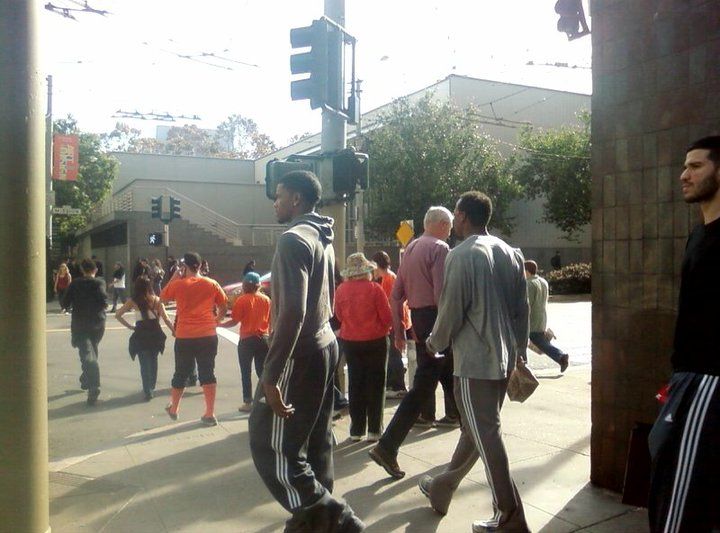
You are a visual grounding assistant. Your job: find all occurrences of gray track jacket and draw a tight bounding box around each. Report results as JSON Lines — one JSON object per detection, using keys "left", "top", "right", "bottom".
{"left": 427, "top": 234, "right": 529, "bottom": 380}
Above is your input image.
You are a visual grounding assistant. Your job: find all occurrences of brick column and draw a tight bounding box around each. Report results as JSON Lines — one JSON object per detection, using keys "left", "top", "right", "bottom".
{"left": 590, "top": 0, "right": 720, "bottom": 490}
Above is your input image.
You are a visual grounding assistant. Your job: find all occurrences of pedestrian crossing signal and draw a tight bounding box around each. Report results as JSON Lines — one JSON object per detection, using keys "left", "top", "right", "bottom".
{"left": 148, "top": 232, "right": 163, "bottom": 246}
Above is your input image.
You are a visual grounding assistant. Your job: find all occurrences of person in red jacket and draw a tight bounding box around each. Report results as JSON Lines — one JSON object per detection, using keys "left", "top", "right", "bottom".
{"left": 334, "top": 253, "right": 393, "bottom": 442}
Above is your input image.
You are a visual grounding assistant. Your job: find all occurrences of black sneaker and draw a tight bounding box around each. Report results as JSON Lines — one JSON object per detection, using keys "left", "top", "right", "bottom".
{"left": 414, "top": 416, "right": 436, "bottom": 428}
{"left": 86, "top": 389, "right": 100, "bottom": 406}
{"left": 435, "top": 416, "right": 461, "bottom": 428}
{"left": 559, "top": 354, "right": 569, "bottom": 373}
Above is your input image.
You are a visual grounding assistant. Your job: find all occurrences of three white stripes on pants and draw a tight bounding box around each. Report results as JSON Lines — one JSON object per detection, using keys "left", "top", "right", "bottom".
{"left": 271, "top": 359, "right": 301, "bottom": 510}
{"left": 663, "top": 375, "right": 718, "bottom": 533}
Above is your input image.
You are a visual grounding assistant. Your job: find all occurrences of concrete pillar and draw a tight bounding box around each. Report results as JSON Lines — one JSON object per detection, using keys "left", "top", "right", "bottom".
{"left": 0, "top": 0, "right": 51, "bottom": 531}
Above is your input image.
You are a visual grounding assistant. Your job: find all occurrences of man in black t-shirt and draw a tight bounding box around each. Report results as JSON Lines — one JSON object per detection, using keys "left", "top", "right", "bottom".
{"left": 61, "top": 258, "right": 108, "bottom": 406}
{"left": 648, "top": 136, "right": 720, "bottom": 533}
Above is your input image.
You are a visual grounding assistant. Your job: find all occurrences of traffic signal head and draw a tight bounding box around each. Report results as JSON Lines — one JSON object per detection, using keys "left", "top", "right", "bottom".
{"left": 265, "top": 158, "right": 318, "bottom": 200}
{"left": 170, "top": 196, "right": 181, "bottom": 220}
{"left": 333, "top": 148, "right": 369, "bottom": 195}
{"left": 290, "top": 19, "right": 329, "bottom": 110}
{"left": 554, "top": 0, "right": 590, "bottom": 40}
{"left": 151, "top": 196, "right": 162, "bottom": 219}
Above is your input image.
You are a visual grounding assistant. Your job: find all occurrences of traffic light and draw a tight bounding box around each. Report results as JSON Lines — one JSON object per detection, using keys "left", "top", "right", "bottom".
{"left": 148, "top": 232, "right": 163, "bottom": 246}
{"left": 332, "top": 148, "right": 369, "bottom": 195}
{"left": 554, "top": 0, "right": 590, "bottom": 40}
{"left": 265, "top": 158, "right": 318, "bottom": 200}
{"left": 170, "top": 196, "right": 181, "bottom": 220}
{"left": 151, "top": 196, "right": 162, "bottom": 219}
{"left": 290, "top": 19, "right": 331, "bottom": 110}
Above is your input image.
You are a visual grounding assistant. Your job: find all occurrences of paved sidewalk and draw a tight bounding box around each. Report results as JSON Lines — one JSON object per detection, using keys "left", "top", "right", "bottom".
{"left": 46, "top": 297, "right": 649, "bottom": 532}
{"left": 48, "top": 374, "right": 648, "bottom": 532}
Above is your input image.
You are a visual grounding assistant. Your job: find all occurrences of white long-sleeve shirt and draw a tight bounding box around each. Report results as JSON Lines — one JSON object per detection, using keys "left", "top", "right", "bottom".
{"left": 427, "top": 234, "right": 529, "bottom": 380}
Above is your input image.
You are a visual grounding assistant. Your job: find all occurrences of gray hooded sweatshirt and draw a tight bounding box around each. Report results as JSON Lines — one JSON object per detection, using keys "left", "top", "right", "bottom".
{"left": 261, "top": 212, "right": 336, "bottom": 385}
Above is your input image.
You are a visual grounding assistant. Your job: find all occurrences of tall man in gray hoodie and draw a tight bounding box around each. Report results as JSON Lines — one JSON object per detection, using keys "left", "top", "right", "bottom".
{"left": 249, "top": 171, "right": 364, "bottom": 532}
{"left": 419, "top": 191, "right": 530, "bottom": 533}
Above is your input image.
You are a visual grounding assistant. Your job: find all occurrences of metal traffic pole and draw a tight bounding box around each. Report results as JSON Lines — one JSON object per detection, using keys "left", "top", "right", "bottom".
{"left": 0, "top": 1, "right": 51, "bottom": 531}
{"left": 319, "top": 0, "right": 347, "bottom": 268}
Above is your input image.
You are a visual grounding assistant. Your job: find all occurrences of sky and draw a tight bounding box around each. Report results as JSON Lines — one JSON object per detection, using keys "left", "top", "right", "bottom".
{"left": 41, "top": 0, "right": 592, "bottom": 148}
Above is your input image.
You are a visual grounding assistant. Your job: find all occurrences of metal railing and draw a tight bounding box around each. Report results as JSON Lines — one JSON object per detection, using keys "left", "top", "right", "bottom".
{"left": 92, "top": 184, "right": 286, "bottom": 246}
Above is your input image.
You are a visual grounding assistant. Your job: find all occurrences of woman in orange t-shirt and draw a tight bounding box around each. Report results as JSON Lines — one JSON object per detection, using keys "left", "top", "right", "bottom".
{"left": 220, "top": 271, "right": 271, "bottom": 412}
{"left": 334, "top": 253, "right": 392, "bottom": 442}
{"left": 159, "top": 252, "right": 227, "bottom": 426}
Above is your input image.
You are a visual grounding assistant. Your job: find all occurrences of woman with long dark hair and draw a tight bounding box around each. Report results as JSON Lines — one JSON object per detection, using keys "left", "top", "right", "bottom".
{"left": 116, "top": 275, "right": 175, "bottom": 401}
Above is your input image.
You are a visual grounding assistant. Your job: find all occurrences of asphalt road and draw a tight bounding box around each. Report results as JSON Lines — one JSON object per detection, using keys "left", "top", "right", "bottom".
{"left": 47, "top": 296, "right": 591, "bottom": 464}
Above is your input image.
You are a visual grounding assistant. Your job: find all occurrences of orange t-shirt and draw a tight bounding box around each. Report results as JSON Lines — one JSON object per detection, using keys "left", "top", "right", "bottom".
{"left": 378, "top": 270, "right": 412, "bottom": 331}
{"left": 160, "top": 276, "right": 227, "bottom": 339}
{"left": 231, "top": 291, "right": 271, "bottom": 339}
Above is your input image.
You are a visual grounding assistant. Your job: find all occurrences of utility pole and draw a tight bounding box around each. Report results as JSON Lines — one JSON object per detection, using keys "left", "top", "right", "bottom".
{"left": 354, "top": 79, "right": 365, "bottom": 253}
{"left": 319, "top": 0, "right": 347, "bottom": 268}
{"left": 46, "top": 75, "right": 53, "bottom": 251}
{"left": 0, "top": 1, "right": 51, "bottom": 532}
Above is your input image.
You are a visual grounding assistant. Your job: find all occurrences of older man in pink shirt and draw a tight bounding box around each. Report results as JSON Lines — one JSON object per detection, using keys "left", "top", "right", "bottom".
{"left": 369, "top": 206, "right": 460, "bottom": 479}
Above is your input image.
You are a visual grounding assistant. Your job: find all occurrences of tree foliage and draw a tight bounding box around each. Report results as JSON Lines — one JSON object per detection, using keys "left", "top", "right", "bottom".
{"left": 361, "top": 95, "right": 522, "bottom": 239}
{"left": 513, "top": 111, "right": 591, "bottom": 240}
{"left": 216, "top": 114, "right": 277, "bottom": 159}
{"left": 53, "top": 116, "right": 118, "bottom": 251}
{"left": 103, "top": 113, "right": 277, "bottom": 160}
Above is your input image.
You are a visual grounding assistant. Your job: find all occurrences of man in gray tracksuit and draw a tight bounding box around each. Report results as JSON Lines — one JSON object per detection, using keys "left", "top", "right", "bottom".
{"left": 420, "top": 191, "right": 531, "bottom": 533}
{"left": 248, "top": 170, "right": 364, "bottom": 533}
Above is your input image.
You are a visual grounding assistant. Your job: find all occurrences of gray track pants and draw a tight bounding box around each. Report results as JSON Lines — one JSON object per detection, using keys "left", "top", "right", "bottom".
{"left": 425, "top": 376, "right": 527, "bottom": 528}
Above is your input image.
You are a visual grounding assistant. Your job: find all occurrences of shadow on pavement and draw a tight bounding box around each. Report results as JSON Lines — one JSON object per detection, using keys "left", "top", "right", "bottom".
{"left": 48, "top": 389, "right": 84, "bottom": 402}
{"left": 537, "top": 482, "right": 649, "bottom": 533}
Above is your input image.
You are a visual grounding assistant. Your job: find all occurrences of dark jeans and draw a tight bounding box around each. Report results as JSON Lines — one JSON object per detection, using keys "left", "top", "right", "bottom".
{"left": 345, "top": 337, "right": 388, "bottom": 436}
{"left": 137, "top": 350, "right": 159, "bottom": 395}
{"left": 379, "top": 306, "right": 458, "bottom": 455}
{"left": 111, "top": 287, "right": 126, "bottom": 310}
{"left": 171, "top": 336, "right": 218, "bottom": 389}
{"left": 75, "top": 330, "right": 104, "bottom": 392}
{"left": 238, "top": 335, "right": 269, "bottom": 403}
{"left": 529, "top": 331, "right": 566, "bottom": 364}
{"left": 386, "top": 332, "right": 407, "bottom": 391}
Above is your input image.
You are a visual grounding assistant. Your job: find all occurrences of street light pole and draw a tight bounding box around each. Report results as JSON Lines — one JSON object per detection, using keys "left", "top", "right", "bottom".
{"left": 0, "top": 1, "right": 51, "bottom": 531}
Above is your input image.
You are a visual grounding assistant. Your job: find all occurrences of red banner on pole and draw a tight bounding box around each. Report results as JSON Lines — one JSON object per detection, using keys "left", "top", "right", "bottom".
{"left": 52, "top": 134, "right": 79, "bottom": 181}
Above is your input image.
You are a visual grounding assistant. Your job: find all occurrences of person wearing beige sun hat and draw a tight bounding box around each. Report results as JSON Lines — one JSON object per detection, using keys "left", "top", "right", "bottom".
{"left": 334, "top": 253, "right": 393, "bottom": 442}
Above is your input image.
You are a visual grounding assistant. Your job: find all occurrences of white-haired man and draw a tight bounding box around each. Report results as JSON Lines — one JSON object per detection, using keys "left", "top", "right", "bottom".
{"left": 369, "top": 206, "right": 460, "bottom": 479}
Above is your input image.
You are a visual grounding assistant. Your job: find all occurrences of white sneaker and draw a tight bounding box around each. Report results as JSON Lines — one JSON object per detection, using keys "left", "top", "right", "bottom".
{"left": 367, "top": 432, "right": 381, "bottom": 442}
{"left": 238, "top": 402, "right": 252, "bottom": 412}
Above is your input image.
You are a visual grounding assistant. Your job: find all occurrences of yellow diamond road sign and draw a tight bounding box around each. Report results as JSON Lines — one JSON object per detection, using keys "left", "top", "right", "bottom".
{"left": 395, "top": 220, "right": 414, "bottom": 247}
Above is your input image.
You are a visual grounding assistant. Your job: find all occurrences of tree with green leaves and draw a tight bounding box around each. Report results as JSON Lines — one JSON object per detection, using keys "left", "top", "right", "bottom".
{"left": 513, "top": 111, "right": 591, "bottom": 241}
{"left": 361, "top": 95, "right": 522, "bottom": 240}
{"left": 53, "top": 116, "right": 118, "bottom": 252}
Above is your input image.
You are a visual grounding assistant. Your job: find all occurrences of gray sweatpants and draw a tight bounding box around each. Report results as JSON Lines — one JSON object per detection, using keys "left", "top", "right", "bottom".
{"left": 426, "top": 376, "right": 527, "bottom": 528}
